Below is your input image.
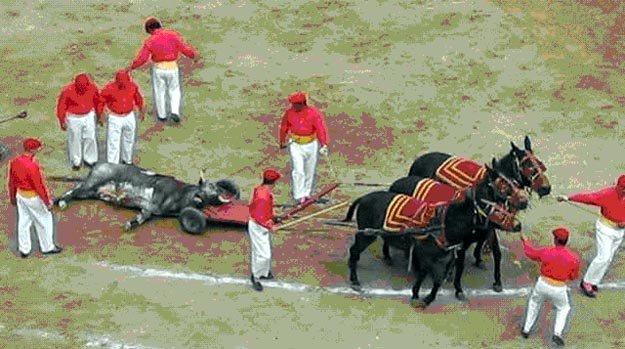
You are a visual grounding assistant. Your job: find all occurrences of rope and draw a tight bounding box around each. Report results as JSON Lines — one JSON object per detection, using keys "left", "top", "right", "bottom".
{"left": 275, "top": 201, "right": 349, "bottom": 231}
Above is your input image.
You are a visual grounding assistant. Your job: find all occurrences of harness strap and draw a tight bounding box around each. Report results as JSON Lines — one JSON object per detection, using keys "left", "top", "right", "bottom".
{"left": 407, "top": 242, "right": 415, "bottom": 272}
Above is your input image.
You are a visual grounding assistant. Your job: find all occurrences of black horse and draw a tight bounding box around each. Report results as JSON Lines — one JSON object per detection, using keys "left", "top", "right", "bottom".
{"left": 407, "top": 136, "right": 549, "bottom": 293}
{"left": 343, "top": 165, "right": 521, "bottom": 308}
{"left": 388, "top": 171, "right": 524, "bottom": 300}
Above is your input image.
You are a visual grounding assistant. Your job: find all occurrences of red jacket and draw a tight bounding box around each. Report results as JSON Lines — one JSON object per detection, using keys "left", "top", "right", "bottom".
{"left": 279, "top": 106, "right": 329, "bottom": 146}
{"left": 56, "top": 82, "right": 102, "bottom": 125}
{"left": 131, "top": 29, "right": 197, "bottom": 69}
{"left": 523, "top": 240, "right": 580, "bottom": 282}
{"left": 100, "top": 81, "right": 145, "bottom": 115}
{"left": 569, "top": 187, "right": 625, "bottom": 225}
{"left": 8, "top": 154, "right": 52, "bottom": 206}
{"left": 249, "top": 184, "right": 274, "bottom": 229}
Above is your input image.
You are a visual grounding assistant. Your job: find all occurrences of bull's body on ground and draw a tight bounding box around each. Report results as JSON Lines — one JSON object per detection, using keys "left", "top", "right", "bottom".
{"left": 55, "top": 163, "right": 240, "bottom": 230}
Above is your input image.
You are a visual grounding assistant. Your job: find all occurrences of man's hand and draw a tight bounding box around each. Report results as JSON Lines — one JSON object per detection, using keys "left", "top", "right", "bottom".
{"left": 60, "top": 122, "right": 67, "bottom": 131}
{"left": 556, "top": 195, "right": 568, "bottom": 202}
{"left": 273, "top": 216, "right": 283, "bottom": 224}
{"left": 10, "top": 200, "right": 16, "bottom": 206}
{"left": 519, "top": 233, "right": 527, "bottom": 242}
{"left": 319, "top": 146, "right": 329, "bottom": 156}
{"left": 279, "top": 143, "right": 288, "bottom": 150}
{"left": 139, "top": 109, "right": 146, "bottom": 121}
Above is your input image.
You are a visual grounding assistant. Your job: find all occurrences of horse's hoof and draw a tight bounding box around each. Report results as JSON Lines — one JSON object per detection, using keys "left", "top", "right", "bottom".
{"left": 474, "top": 261, "right": 486, "bottom": 270}
{"left": 383, "top": 258, "right": 393, "bottom": 266}
{"left": 455, "top": 292, "right": 467, "bottom": 301}
{"left": 123, "top": 222, "right": 133, "bottom": 231}
{"left": 493, "top": 283, "right": 503, "bottom": 293}
{"left": 350, "top": 284, "right": 363, "bottom": 293}
{"left": 57, "top": 200, "right": 67, "bottom": 210}
{"left": 410, "top": 299, "right": 426, "bottom": 309}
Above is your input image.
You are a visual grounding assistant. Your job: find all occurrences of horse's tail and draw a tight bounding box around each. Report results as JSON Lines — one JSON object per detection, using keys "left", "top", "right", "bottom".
{"left": 342, "top": 197, "right": 362, "bottom": 222}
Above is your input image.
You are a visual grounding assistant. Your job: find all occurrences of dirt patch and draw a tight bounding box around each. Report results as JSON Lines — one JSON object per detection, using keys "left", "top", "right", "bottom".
{"left": 593, "top": 115, "right": 618, "bottom": 129}
{"left": 575, "top": 75, "right": 611, "bottom": 93}
{"left": 330, "top": 112, "right": 395, "bottom": 165}
{"left": 139, "top": 121, "right": 166, "bottom": 141}
{"left": 14, "top": 95, "right": 45, "bottom": 106}
{"left": 578, "top": 0, "right": 621, "bottom": 15}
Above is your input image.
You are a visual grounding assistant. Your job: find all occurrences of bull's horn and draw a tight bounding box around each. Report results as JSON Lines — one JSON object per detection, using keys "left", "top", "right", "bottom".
{"left": 199, "top": 168, "right": 206, "bottom": 182}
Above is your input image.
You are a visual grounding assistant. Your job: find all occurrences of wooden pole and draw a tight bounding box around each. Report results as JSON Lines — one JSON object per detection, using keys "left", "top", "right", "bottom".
{"left": 276, "top": 201, "right": 349, "bottom": 231}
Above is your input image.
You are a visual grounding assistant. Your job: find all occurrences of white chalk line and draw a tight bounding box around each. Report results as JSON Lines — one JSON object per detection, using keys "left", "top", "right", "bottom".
{"left": 0, "top": 323, "right": 159, "bottom": 349}
{"left": 93, "top": 262, "right": 619, "bottom": 299}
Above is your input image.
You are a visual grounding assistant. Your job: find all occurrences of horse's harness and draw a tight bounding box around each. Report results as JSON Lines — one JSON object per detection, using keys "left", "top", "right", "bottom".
{"left": 515, "top": 151, "right": 547, "bottom": 191}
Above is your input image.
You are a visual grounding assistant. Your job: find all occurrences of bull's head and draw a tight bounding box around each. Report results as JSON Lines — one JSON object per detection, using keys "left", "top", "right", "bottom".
{"left": 197, "top": 169, "right": 241, "bottom": 205}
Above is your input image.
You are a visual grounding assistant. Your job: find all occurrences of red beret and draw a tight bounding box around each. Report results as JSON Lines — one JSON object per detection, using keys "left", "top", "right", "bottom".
{"left": 552, "top": 227, "right": 569, "bottom": 240}
{"left": 262, "top": 169, "right": 281, "bottom": 181}
{"left": 288, "top": 91, "right": 307, "bottom": 104}
{"left": 23, "top": 138, "right": 42, "bottom": 151}
{"left": 616, "top": 175, "right": 625, "bottom": 189}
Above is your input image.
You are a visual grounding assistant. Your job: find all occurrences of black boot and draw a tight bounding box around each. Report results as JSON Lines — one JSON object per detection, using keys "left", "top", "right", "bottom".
{"left": 170, "top": 113, "right": 180, "bottom": 123}
{"left": 552, "top": 335, "right": 564, "bottom": 346}
{"left": 251, "top": 275, "right": 263, "bottom": 292}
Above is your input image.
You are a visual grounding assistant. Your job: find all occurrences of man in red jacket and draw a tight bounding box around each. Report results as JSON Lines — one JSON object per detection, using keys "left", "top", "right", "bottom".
{"left": 100, "top": 70, "right": 146, "bottom": 165}
{"left": 130, "top": 17, "right": 198, "bottom": 123}
{"left": 520, "top": 227, "right": 579, "bottom": 347}
{"left": 279, "top": 91, "right": 329, "bottom": 205}
{"left": 557, "top": 175, "right": 625, "bottom": 298}
{"left": 8, "top": 138, "right": 62, "bottom": 258}
{"left": 56, "top": 73, "right": 102, "bottom": 171}
{"left": 248, "top": 169, "right": 281, "bottom": 291}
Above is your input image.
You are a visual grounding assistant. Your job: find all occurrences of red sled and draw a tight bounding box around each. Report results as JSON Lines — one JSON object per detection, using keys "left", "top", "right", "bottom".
{"left": 178, "top": 183, "right": 339, "bottom": 234}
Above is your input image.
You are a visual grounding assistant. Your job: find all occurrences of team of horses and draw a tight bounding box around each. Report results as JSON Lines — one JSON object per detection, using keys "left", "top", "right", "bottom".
{"left": 343, "top": 136, "right": 550, "bottom": 308}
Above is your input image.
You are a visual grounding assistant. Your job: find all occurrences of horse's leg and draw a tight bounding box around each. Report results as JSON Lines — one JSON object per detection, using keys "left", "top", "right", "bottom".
{"left": 490, "top": 229, "right": 504, "bottom": 292}
{"left": 423, "top": 258, "right": 450, "bottom": 307}
{"left": 453, "top": 243, "right": 469, "bottom": 301}
{"left": 410, "top": 267, "right": 427, "bottom": 308}
{"left": 382, "top": 240, "right": 393, "bottom": 266}
{"left": 473, "top": 235, "right": 487, "bottom": 269}
{"left": 348, "top": 232, "right": 377, "bottom": 291}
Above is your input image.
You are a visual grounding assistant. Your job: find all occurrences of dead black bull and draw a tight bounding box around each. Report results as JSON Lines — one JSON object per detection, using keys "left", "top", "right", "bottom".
{"left": 52, "top": 163, "right": 240, "bottom": 231}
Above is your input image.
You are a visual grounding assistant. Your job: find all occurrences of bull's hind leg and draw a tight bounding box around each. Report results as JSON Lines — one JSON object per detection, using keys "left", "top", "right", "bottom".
{"left": 348, "top": 232, "right": 377, "bottom": 291}
{"left": 123, "top": 209, "right": 153, "bottom": 231}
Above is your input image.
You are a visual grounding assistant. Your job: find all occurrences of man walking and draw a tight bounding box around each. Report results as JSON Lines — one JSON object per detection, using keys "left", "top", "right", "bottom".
{"left": 100, "top": 70, "right": 146, "bottom": 165}
{"left": 557, "top": 175, "right": 625, "bottom": 298}
{"left": 8, "top": 138, "right": 62, "bottom": 258}
{"left": 248, "top": 169, "right": 281, "bottom": 292}
{"left": 130, "top": 17, "right": 198, "bottom": 123}
{"left": 279, "top": 91, "right": 329, "bottom": 205}
{"left": 520, "top": 227, "right": 579, "bottom": 347}
{"left": 56, "top": 73, "right": 102, "bottom": 171}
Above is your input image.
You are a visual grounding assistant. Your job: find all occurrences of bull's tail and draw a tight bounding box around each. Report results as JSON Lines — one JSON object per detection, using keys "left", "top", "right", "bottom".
{"left": 342, "top": 197, "right": 362, "bottom": 222}
{"left": 48, "top": 175, "right": 84, "bottom": 182}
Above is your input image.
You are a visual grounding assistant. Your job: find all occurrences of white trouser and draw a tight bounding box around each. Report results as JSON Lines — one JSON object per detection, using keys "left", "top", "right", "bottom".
{"left": 66, "top": 111, "right": 98, "bottom": 167}
{"left": 584, "top": 219, "right": 624, "bottom": 285}
{"left": 106, "top": 112, "right": 137, "bottom": 164}
{"left": 16, "top": 194, "right": 56, "bottom": 254}
{"left": 248, "top": 219, "right": 272, "bottom": 278}
{"left": 151, "top": 67, "right": 181, "bottom": 120}
{"left": 288, "top": 139, "right": 319, "bottom": 201}
{"left": 523, "top": 277, "right": 572, "bottom": 337}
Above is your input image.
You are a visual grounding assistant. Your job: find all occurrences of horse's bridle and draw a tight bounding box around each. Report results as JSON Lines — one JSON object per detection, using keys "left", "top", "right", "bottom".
{"left": 515, "top": 151, "right": 547, "bottom": 190}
